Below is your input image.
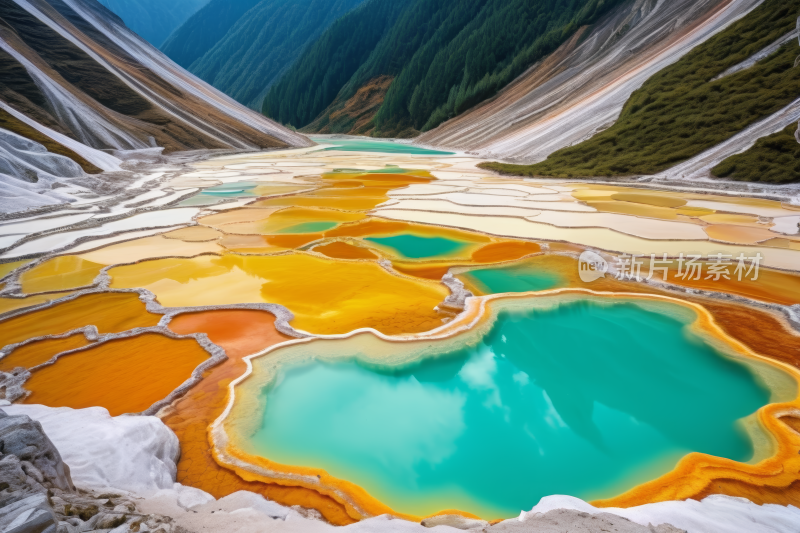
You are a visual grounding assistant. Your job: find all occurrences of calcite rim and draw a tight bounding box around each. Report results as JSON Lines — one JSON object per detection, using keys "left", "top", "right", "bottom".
{"left": 210, "top": 288, "right": 800, "bottom": 524}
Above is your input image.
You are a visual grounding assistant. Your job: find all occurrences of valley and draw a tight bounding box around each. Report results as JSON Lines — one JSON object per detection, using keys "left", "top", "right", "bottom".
{"left": 1, "top": 0, "right": 800, "bottom": 532}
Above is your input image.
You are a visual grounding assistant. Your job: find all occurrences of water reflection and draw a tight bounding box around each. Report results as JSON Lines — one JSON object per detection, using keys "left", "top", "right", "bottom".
{"left": 247, "top": 300, "right": 775, "bottom": 517}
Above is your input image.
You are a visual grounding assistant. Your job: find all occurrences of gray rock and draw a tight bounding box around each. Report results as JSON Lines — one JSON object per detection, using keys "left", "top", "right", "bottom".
{"left": 0, "top": 493, "right": 58, "bottom": 533}
{"left": 0, "top": 370, "right": 31, "bottom": 404}
{"left": 0, "top": 409, "right": 186, "bottom": 533}
{"left": 0, "top": 455, "right": 38, "bottom": 494}
{"left": 93, "top": 513, "right": 127, "bottom": 530}
{"left": 0, "top": 411, "right": 74, "bottom": 492}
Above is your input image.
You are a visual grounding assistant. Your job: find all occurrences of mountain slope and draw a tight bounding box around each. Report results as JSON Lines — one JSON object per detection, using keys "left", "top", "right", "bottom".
{"left": 265, "top": 0, "right": 626, "bottom": 137}
{"left": 0, "top": 0, "right": 309, "bottom": 210}
{"left": 162, "top": 0, "right": 368, "bottom": 109}
{"left": 481, "top": 0, "right": 800, "bottom": 179}
{"left": 97, "top": 0, "right": 208, "bottom": 46}
{"left": 190, "top": 0, "right": 367, "bottom": 109}
{"left": 417, "top": 0, "right": 762, "bottom": 161}
{"left": 711, "top": 124, "right": 800, "bottom": 184}
{"left": 264, "top": 0, "right": 412, "bottom": 130}
{"left": 160, "top": 0, "right": 260, "bottom": 70}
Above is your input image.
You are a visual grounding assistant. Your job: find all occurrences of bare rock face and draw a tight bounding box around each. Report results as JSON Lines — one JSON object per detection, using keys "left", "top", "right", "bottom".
{"left": 0, "top": 369, "right": 32, "bottom": 404}
{"left": 0, "top": 409, "right": 72, "bottom": 533}
{"left": 0, "top": 410, "right": 185, "bottom": 533}
{"left": 0, "top": 411, "right": 73, "bottom": 493}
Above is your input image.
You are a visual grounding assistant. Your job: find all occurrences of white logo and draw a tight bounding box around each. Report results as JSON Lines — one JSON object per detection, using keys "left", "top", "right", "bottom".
{"left": 579, "top": 251, "right": 608, "bottom": 283}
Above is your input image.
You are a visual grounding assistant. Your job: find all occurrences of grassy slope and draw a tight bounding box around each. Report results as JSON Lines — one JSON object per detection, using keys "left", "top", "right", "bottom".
{"left": 481, "top": 0, "right": 800, "bottom": 180}
{"left": 711, "top": 124, "right": 800, "bottom": 184}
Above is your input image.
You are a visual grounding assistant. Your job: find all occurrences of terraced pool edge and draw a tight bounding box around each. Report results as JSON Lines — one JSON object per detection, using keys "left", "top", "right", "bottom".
{"left": 209, "top": 289, "right": 800, "bottom": 524}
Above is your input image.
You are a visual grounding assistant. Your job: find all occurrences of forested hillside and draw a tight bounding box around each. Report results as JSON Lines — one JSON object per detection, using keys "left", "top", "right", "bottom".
{"left": 162, "top": 0, "right": 367, "bottom": 109}
{"left": 264, "top": 0, "right": 626, "bottom": 137}
{"left": 161, "top": 0, "right": 259, "bottom": 69}
{"left": 263, "top": 0, "right": 413, "bottom": 131}
{"left": 482, "top": 0, "right": 800, "bottom": 181}
{"left": 97, "top": 0, "right": 208, "bottom": 46}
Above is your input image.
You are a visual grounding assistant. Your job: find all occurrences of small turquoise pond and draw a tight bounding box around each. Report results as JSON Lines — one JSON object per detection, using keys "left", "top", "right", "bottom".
{"left": 365, "top": 234, "right": 469, "bottom": 259}
{"left": 462, "top": 264, "right": 562, "bottom": 294}
{"left": 179, "top": 181, "right": 259, "bottom": 206}
{"left": 201, "top": 182, "right": 259, "bottom": 196}
{"left": 246, "top": 299, "right": 781, "bottom": 518}
{"left": 311, "top": 137, "right": 454, "bottom": 155}
{"left": 276, "top": 221, "right": 339, "bottom": 234}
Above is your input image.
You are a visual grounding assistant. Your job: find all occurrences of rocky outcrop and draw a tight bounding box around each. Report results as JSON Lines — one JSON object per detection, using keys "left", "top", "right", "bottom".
{"left": 3, "top": 405, "right": 179, "bottom": 495}
{"left": 0, "top": 408, "right": 188, "bottom": 533}
{"left": 0, "top": 369, "right": 30, "bottom": 404}
{"left": 0, "top": 408, "right": 68, "bottom": 533}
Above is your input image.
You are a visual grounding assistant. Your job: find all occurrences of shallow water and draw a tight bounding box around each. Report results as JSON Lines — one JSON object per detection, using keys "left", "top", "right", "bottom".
{"left": 461, "top": 263, "right": 562, "bottom": 294}
{"left": 108, "top": 253, "right": 449, "bottom": 335}
{"left": 312, "top": 138, "right": 454, "bottom": 155}
{"left": 365, "top": 234, "right": 470, "bottom": 259}
{"left": 201, "top": 182, "right": 260, "bottom": 196}
{"left": 276, "top": 221, "right": 340, "bottom": 234}
{"left": 245, "top": 299, "right": 773, "bottom": 518}
{"left": 19, "top": 256, "right": 104, "bottom": 294}
{"left": 22, "top": 333, "right": 209, "bottom": 416}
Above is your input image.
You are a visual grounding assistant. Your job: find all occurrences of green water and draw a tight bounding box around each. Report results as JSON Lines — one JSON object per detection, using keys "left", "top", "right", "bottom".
{"left": 276, "top": 221, "right": 339, "bottom": 234}
{"left": 463, "top": 264, "right": 562, "bottom": 294}
{"left": 367, "top": 166, "right": 413, "bottom": 173}
{"left": 311, "top": 137, "right": 454, "bottom": 155}
{"left": 180, "top": 181, "right": 259, "bottom": 206}
{"left": 248, "top": 300, "right": 777, "bottom": 517}
{"left": 201, "top": 182, "right": 259, "bottom": 196}
{"left": 365, "top": 234, "right": 468, "bottom": 259}
{"left": 330, "top": 166, "right": 412, "bottom": 174}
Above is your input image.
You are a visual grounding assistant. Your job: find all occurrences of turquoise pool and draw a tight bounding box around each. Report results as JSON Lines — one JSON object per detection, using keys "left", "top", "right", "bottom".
{"left": 365, "top": 234, "right": 469, "bottom": 259}
{"left": 311, "top": 137, "right": 455, "bottom": 155}
{"left": 462, "top": 264, "right": 562, "bottom": 294}
{"left": 179, "top": 181, "right": 259, "bottom": 206}
{"left": 245, "top": 299, "right": 781, "bottom": 518}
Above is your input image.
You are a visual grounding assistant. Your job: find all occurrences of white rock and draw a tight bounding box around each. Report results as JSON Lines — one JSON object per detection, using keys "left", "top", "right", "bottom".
{"left": 3, "top": 405, "right": 178, "bottom": 494}
{"left": 194, "top": 491, "right": 296, "bottom": 520}
{"left": 518, "top": 494, "right": 800, "bottom": 533}
{"left": 771, "top": 216, "right": 800, "bottom": 236}
{"left": 170, "top": 483, "right": 216, "bottom": 511}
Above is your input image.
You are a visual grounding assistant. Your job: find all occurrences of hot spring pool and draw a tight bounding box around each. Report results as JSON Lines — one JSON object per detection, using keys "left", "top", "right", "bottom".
{"left": 229, "top": 296, "right": 791, "bottom": 518}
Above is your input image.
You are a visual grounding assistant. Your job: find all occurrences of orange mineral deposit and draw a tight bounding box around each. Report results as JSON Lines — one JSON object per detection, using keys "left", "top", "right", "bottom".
{"left": 22, "top": 333, "right": 210, "bottom": 415}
